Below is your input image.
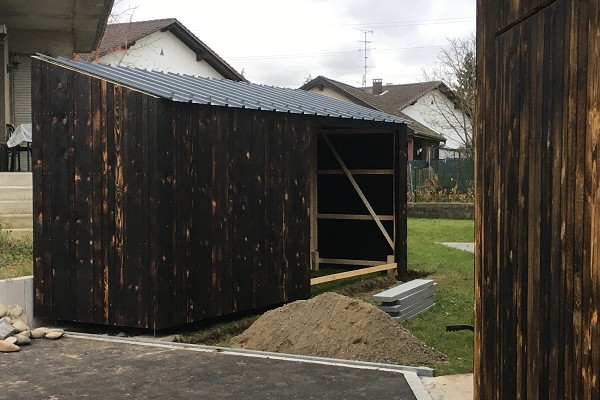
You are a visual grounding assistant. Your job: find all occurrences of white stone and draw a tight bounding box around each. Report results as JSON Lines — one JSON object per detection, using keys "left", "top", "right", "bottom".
{"left": 44, "top": 330, "right": 64, "bottom": 340}
{"left": 4, "top": 336, "right": 17, "bottom": 345}
{"left": 0, "top": 304, "right": 7, "bottom": 318}
{"left": 31, "top": 327, "right": 49, "bottom": 339}
{"left": 0, "top": 340, "right": 19, "bottom": 352}
{"left": 6, "top": 304, "right": 23, "bottom": 319}
{"left": 11, "top": 320, "right": 28, "bottom": 333}
{"left": 15, "top": 314, "right": 28, "bottom": 325}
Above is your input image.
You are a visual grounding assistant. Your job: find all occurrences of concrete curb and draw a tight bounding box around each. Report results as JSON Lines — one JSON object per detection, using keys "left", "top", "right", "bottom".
{"left": 66, "top": 331, "right": 435, "bottom": 377}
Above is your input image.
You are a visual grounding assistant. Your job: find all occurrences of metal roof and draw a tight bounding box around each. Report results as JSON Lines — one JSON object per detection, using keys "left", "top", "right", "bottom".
{"left": 36, "top": 55, "right": 407, "bottom": 125}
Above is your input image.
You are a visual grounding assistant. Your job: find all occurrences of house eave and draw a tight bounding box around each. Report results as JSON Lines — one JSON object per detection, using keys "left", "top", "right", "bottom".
{"left": 0, "top": 0, "right": 114, "bottom": 56}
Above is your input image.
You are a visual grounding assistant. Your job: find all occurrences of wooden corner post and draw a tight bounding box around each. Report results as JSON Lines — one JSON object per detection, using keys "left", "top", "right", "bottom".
{"left": 394, "top": 125, "right": 408, "bottom": 279}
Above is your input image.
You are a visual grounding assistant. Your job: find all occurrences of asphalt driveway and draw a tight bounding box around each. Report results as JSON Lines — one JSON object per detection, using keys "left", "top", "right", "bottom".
{"left": 1, "top": 334, "right": 424, "bottom": 399}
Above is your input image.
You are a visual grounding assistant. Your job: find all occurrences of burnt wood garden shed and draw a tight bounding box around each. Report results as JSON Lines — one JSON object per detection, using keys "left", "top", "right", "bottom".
{"left": 31, "top": 55, "right": 408, "bottom": 329}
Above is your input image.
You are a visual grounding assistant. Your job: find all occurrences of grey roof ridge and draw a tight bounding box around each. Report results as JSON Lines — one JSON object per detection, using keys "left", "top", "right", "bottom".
{"left": 37, "top": 55, "right": 407, "bottom": 124}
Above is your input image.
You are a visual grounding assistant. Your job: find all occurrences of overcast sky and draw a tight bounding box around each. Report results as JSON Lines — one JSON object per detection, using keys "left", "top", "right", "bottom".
{"left": 112, "top": 0, "right": 475, "bottom": 88}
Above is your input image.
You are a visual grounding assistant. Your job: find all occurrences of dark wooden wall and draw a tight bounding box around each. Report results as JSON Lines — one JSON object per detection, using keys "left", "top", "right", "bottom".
{"left": 32, "top": 59, "right": 311, "bottom": 329}
{"left": 475, "top": 0, "right": 600, "bottom": 398}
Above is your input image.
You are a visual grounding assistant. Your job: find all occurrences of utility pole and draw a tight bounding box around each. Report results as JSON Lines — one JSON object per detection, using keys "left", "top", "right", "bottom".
{"left": 359, "top": 30, "right": 373, "bottom": 87}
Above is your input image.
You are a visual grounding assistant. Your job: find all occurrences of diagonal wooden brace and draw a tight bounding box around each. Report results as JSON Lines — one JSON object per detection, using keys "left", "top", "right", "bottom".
{"left": 322, "top": 134, "right": 394, "bottom": 249}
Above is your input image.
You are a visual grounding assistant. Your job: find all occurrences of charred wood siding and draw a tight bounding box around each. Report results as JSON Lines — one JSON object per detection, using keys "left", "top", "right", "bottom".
{"left": 32, "top": 59, "right": 311, "bottom": 329}
{"left": 475, "top": 0, "right": 600, "bottom": 398}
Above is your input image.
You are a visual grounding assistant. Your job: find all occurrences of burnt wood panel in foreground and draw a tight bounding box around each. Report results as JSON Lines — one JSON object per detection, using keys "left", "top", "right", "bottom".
{"left": 475, "top": 0, "right": 600, "bottom": 398}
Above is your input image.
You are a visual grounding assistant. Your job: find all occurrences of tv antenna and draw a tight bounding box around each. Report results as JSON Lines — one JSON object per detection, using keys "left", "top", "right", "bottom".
{"left": 359, "top": 30, "right": 373, "bottom": 87}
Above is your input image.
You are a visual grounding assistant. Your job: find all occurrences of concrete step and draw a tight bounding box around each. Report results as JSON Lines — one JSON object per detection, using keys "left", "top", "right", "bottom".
{"left": 2, "top": 228, "right": 33, "bottom": 241}
{"left": 0, "top": 186, "right": 33, "bottom": 201}
{"left": 0, "top": 200, "right": 32, "bottom": 214}
{"left": 0, "top": 214, "right": 33, "bottom": 229}
{"left": 0, "top": 172, "right": 32, "bottom": 186}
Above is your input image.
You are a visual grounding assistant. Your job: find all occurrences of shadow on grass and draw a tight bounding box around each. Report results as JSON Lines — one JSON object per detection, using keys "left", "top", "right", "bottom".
{"left": 402, "top": 269, "right": 435, "bottom": 280}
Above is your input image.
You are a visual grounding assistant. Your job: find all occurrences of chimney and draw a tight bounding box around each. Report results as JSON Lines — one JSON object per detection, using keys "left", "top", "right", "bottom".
{"left": 372, "top": 78, "right": 383, "bottom": 95}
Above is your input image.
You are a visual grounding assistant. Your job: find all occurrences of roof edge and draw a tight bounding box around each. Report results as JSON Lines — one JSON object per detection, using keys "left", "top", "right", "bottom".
{"left": 164, "top": 20, "right": 246, "bottom": 82}
{"left": 300, "top": 76, "right": 376, "bottom": 109}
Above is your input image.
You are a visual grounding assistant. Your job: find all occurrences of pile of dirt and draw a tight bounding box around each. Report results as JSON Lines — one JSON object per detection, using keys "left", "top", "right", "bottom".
{"left": 231, "top": 292, "right": 447, "bottom": 366}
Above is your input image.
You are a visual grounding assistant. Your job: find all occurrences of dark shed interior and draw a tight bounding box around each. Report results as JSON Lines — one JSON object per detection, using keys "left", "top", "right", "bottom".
{"left": 32, "top": 55, "right": 407, "bottom": 329}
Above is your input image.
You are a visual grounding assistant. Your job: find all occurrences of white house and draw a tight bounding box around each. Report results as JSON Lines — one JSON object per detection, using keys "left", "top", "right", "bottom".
{"left": 78, "top": 18, "right": 245, "bottom": 82}
{"left": 300, "top": 76, "right": 472, "bottom": 159}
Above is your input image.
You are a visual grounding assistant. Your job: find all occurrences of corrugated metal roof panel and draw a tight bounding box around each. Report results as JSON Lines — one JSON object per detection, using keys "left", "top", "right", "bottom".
{"left": 36, "top": 55, "right": 407, "bottom": 125}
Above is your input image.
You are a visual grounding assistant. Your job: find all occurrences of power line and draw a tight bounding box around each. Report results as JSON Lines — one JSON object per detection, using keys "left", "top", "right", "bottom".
{"left": 189, "top": 16, "right": 475, "bottom": 32}
{"left": 225, "top": 44, "right": 449, "bottom": 61}
{"left": 330, "top": 17, "right": 475, "bottom": 30}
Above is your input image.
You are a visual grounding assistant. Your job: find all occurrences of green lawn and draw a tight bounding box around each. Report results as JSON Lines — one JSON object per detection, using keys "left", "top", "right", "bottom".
{"left": 0, "top": 230, "right": 33, "bottom": 280}
{"left": 403, "top": 218, "right": 475, "bottom": 375}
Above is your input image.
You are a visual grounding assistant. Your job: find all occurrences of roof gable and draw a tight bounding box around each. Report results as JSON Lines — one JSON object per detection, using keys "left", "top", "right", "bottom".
{"left": 78, "top": 18, "right": 246, "bottom": 82}
{"left": 366, "top": 81, "right": 445, "bottom": 108}
{"left": 300, "top": 76, "right": 446, "bottom": 142}
{"left": 38, "top": 55, "right": 406, "bottom": 126}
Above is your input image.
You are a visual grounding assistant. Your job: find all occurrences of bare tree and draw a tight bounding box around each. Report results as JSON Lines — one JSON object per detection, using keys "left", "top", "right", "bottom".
{"left": 108, "top": 0, "right": 138, "bottom": 24}
{"left": 423, "top": 34, "right": 476, "bottom": 157}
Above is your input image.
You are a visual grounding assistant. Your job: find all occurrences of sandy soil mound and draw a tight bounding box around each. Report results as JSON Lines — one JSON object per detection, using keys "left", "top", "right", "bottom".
{"left": 231, "top": 292, "right": 447, "bottom": 366}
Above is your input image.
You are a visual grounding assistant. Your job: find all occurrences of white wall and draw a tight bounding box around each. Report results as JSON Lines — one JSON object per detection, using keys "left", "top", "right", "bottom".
{"left": 99, "top": 30, "right": 224, "bottom": 79}
{"left": 401, "top": 89, "right": 472, "bottom": 151}
{"left": 0, "top": 276, "right": 35, "bottom": 326}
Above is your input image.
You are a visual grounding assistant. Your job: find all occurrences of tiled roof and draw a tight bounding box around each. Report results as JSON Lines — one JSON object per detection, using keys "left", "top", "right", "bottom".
{"left": 366, "top": 81, "right": 446, "bottom": 110}
{"left": 300, "top": 76, "right": 446, "bottom": 142}
{"left": 78, "top": 18, "right": 246, "bottom": 82}
{"left": 80, "top": 18, "right": 177, "bottom": 60}
{"left": 36, "top": 55, "right": 408, "bottom": 125}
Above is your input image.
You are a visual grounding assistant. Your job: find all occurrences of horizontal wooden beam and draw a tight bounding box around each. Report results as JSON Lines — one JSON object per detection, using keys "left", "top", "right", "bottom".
{"left": 317, "top": 169, "right": 393, "bottom": 175}
{"left": 310, "top": 263, "right": 397, "bottom": 285}
{"left": 318, "top": 258, "right": 385, "bottom": 266}
{"left": 315, "top": 129, "right": 393, "bottom": 135}
{"left": 317, "top": 213, "right": 394, "bottom": 221}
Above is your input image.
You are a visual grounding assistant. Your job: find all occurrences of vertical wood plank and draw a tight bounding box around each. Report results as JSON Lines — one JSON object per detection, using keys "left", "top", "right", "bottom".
{"left": 139, "top": 93, "right": 150, "bottom": 328}
{"left": 190, "top": 107, "right": 213, "bottom": 320}
{"left": 102, "top": 81, "right": 116, "bottom": 325}
{"left": 91, "top": 77, "right": 104, "bottom": 324}
{"left": 49, "top": 64, "right": 72, "bottom": 321}
{"left": 66, "top": 68, "right": 77, "bottom": 321}
{"left": 289, "top": 117, "right": 311, "bottom": 300}
{"left": 31, "top": 58, "right": 45, "bottom": 318}
{"left": 147, "top": 97, "right": 159, "bottom": 328}
{"left": 252, "top": 114, "right": 268, "bottom": 308}
{"left": 230, "top": 110, "right": 252, "bottom": 311}
{"left": 586, "top": 0, "right": 600, "bottom": 395}
{"left": 561, "top": 4, "right": 577, "bottom": 396}
{"left": 171, "top": 105, "right": 183, "bottom": 324}
{"left": 72, "top": 72, "right": 93, "bottom": 322}
{"left": 153, "top": 101, "right": 174, "bottom": 329}
{"left": 112, "top": 84, "right": 124, "bottom": 327}
{"left": 393, "top": 125, "right": 408, "bottom": 279}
